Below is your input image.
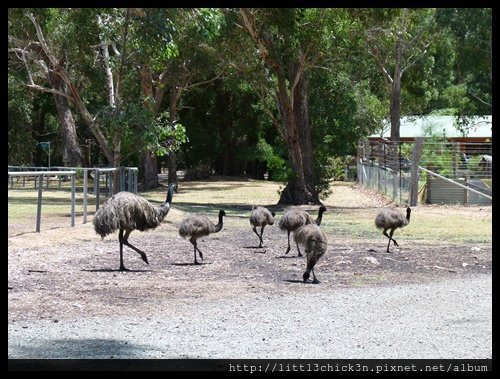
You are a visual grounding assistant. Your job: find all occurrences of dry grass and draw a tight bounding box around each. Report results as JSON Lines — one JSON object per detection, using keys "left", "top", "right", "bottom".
{"left": 8, "top": 179, "right": 492, "bottom": 251}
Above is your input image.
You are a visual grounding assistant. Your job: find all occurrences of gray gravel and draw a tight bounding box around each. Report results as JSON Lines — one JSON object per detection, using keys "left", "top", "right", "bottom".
{"left": 8, "top": 273, "right": 491, "bottom": 359}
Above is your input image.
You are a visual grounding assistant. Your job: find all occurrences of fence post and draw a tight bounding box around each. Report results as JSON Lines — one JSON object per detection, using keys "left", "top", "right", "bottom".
{"left": 71, "top": 174, "right": 75, "bottom": 227}
{"left": 409, "top": 137, "right": 425, "bottom": 206}
{"left": 83, "top": 169, "right": 88, "bottom": 224}
{"left": 95, "top": 169, "right": 100, "bottom": 212}
{"left": 36, "top": 174, "right": 43, "bottom": 233}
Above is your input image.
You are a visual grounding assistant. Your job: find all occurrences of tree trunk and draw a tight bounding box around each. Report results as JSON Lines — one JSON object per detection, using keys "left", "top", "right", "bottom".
{"left": 143, "top": 151, "right": 158, "bottom": 190}
{"left": 167, "top": 153, "right": 177, "bottom": 184}
{"left": 277, "top": 63, "right": 319, "bottom": 205}
{"left": 390, "top": 35, "right": 402, "bottom": 144}
{"left": 390, "top": 74, "right": 402, "bottom": 143}
{"left": 293, "top": 62, "right": 318, "bottom": 201}
{"left": 49, "top": 73, "right": 84, "bottom": 167}
{"left": 238, "top": 9, "right": 319, "bottom": 205}
{"left": 167, "top": 86, "right": 183, "bottom": 184}
{"left": 139, "top": 64, "right": 160, "bottom": 190}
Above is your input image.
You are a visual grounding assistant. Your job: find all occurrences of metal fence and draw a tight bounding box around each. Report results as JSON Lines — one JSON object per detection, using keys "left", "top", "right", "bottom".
{"left": 357, "top": 140, "right": 492, "bottom": 205}
{"left": 8, "top": 166, "right": 138, "bottom": 232}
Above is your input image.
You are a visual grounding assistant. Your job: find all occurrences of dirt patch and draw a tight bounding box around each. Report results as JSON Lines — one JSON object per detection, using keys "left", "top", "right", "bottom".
{"left": 8, "top": 182, "right": 491, "bottom": 324}
{"left": 8, "top": 218, "right": 491, "bottom": 323}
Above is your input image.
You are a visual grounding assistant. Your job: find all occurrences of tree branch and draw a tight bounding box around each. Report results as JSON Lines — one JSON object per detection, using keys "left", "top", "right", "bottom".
{"left": 26, "top": 83, "right": 70, "bottom": 98}
{"left": 468, "top": 89, "right": 492, "bottom": 107}
{"left": 25, "top": 12, "right": 59, "bottom": 69}
{"left": 401, "top": 42, "right": 429, "bottom": 75}
{"left": 183, "top": 72, "right": 223, "bottom": 91}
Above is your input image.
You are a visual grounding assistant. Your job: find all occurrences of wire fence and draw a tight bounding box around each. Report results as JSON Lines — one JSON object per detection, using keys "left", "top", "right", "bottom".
{"left": 357, "top": 140, "right": 492, "bottom": 205}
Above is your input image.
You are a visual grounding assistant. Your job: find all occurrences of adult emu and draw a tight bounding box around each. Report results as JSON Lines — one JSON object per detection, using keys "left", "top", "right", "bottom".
{"left": 294, "top": 224, "right": 328, "bottom": 284}
{"left": 93, "top": 183, "right": 178, "bottom": 271}
{"left": 279, "top": 205, "right": 327, "bottom": 257}
{"left": 179, "top": 209, "right": 226, "bottom": 265}
{"left": 249, "top": 206, "right": 275, "bottom": 248}
{"left": 375, "top": 207, "right": 411, "bottom": 253}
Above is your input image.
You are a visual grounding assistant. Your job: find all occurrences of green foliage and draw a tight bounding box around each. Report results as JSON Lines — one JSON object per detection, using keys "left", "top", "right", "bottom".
{"left": 7, "top": 7, "right": 491, "bottom": 185}
{"left": 8, "top": 74, "right": 35, "bottom": 165}
{"left": 145, "top": 112, "right": 187, "bottom": 157}
{"left": 419, "top": 122, "right": 455, "bottom": 176}
{"left": 254, "top": 138, "right": 290, "bottom": 182}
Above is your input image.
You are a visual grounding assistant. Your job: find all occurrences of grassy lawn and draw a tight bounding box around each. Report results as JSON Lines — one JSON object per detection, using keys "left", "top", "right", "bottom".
{"left": 8, "top": 178, "right": 492, "bottom": 244}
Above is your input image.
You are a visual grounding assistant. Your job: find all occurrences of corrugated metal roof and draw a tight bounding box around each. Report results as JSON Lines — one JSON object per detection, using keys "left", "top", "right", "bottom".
{"left": 370, "top": 115, "right": 492, "bottom": 138}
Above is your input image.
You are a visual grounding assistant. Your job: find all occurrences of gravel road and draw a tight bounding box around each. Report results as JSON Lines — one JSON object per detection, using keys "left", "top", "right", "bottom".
{"left": 8, "top": 273, "right": 491, "bottom": 360}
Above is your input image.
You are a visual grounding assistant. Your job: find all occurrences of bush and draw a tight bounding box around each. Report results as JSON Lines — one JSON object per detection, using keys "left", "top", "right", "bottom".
{"left": 184, "top": 162, "right": 213, "bottom": 181}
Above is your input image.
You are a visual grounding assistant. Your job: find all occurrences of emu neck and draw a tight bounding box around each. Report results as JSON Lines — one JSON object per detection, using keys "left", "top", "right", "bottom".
{"left": 158, "top": 203, "right": 171, "bottom": 221}
{"left": 165, "top": 184, "right": 175, "bottom": 204}
{"left": 315, "top": 210, "right": 324, "bottom": 226}
{"left": 214, "top": 214, "right": 224, "bottom": 232}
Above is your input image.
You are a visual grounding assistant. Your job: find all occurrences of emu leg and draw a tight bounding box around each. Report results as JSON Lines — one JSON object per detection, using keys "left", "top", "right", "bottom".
{"left": 191, "top": 238, "right": 203, "bottom": 264}
{"left": 118, "top": 229, "right": 129, "bottom": 271}
{"left": 259, "top": 226, "right": 265, "bottom": 248}
{"left": 296, "top": 240, "right": 303, "bottom": 257}
{"left": 383, "top": 229, "right": 397, "bottom": 253}
{"left": 252, "top": 226, "right": 262, "bottom": 248}
{"left": 389, "top": 229, "right": 399, "bottom": 247}
{"left": 311, "top": 267, "right": 320, "bottom": 284}
{"left": 284, "top": 231, "right": 292, "bottom": 255}
{"left": 122, "top": 230, "right": 149, "bottom": 265}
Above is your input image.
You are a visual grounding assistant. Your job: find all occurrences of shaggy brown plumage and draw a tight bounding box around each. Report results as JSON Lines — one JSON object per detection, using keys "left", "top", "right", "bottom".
{"left": 294, "top": 224, "right": 328, "bottom": 284}
{"left": 375, "top": 207, "right": 411, "bottom": 253}
{"left": 93, "top": 183, "right": 177, "bottom": 270}
{"left": 279, "top": 205, "right": 327, "bottom": 256}
{"left": 179, "top": 209, "right": 226, "bottom": 264}
{"left": 249, "top": 206, "right": 275, "bottom": 248}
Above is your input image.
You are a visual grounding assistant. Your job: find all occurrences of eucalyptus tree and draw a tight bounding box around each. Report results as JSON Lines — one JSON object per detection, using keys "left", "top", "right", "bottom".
{"left": 8, "top": 8, "right": 85, "bottom": 166}
{"left": 435, "top": 8, "right": 491, "bottom": 128}
{"left": 361, "top": 8, "right": 438, "bottom": 143}
{"left": 225, "top": 8, "right": 358, "bottom": 204}
{"left": 130, "top": 8, "right": 223, "bottom": 188}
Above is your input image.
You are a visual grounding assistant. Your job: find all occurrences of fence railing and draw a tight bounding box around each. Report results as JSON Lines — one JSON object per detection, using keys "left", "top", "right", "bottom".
{"left": 357, "top": 140, "right": 492, "bottom": 205}
{"left": 8, "top": 166, "right": 138, "bottom": 232}
{"left": 357, "top": 160, "right": 411, "bottom": 204}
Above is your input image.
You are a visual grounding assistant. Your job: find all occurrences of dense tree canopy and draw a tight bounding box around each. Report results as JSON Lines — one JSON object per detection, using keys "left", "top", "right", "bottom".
{"left": 8, "top": 8, "right": 491, "bottom": 203}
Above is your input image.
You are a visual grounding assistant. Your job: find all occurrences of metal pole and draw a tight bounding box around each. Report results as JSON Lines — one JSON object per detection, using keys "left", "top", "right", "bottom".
{"left": 93, "top": 169, "right": 98, "bottom": 197}
{"left": 109, "top": 171, "right": 113, "bottom": 195}
{"left": 419, "top": 166, "right": 492, "bottom": 200}
{"left": 83, "top": 169, "right": 88, "bottom": 224}
{"left": 36, "top": 174, "right": 43, "bottom": 233}
{"left": 105, "top": 172, "right": 109, "bottom": 198}
{"left": 95, "top": 169, "right": 100, "bottom": 212}
{"left": 71, "top": 174, "right": 75, "bottom": 227}
{"left": 128, "top": 169, "right": 132, "bottom": 192}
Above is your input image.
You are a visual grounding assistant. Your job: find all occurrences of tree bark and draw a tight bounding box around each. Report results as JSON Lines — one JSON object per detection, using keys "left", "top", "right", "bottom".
{"left": 143, "top": 150, "right": 159, "bottom": 190}
{"left": 239, "top": 8, "right": 319, "bottom": 205}
{"left": 167, "top": 86, "right": 183, "bottom": 184}
{"left": 390, "top": 35, "right": 402, "bottom": 144}
{"left": 276, "top": 63, "right": 319, "bottom": 205}
{"left": 49, "top": 72, "right": 84, "bottom": 167}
